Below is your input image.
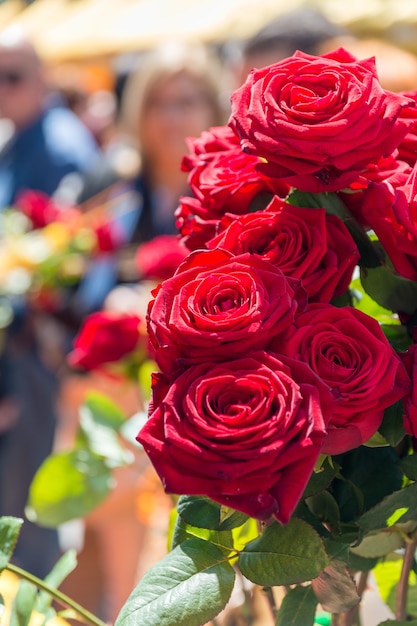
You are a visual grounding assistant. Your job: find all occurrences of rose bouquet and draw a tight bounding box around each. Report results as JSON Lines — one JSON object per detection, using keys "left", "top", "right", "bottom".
{"left": 108, "top": 47, "right": 417, "bottom": 626}
{"left": 0, "top": 190, "right": 127, "bottom": 321}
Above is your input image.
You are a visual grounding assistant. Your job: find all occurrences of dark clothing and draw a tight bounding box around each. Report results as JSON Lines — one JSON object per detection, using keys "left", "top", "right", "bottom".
{"left": 67, "top": 156, "right": 180, "bottom": 316}
{"left": 0, "top": 104, "right": 98, "bottom": 208}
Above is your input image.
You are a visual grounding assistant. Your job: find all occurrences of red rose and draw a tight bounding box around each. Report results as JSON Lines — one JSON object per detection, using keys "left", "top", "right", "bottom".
{"left": 135, "top": 235, "right": 189, "bottom": 281}
{"left": 175, "top": 196, "right": 219, "bottom": 250}
{"left": 68, "top": 311, "right": 143, "bottom": 372}
{"left": 147, "top": 249, "right": 303, "bottom": 375}
{"left": 181, "top": 125, "right": 240, "bottom": 170}
{"left": 175, "top": 196, "right": 221, "bottom": 250}
{"left": 360, "top": 171, "right": 417, "bottom": 281}
{"left": 275, "top": 304, "right": 410, "bottom": 454}
{"left": 186, "top": 149, "right": 288, "bottom": 215}
{"left": 340, "top": 155, "right": 412, "bottom": 228}
{"left": 138, "top": 351, "right": 330, "bottom": 523}
{"left": 93, "top": 219, "right": 126, "bottom": 253}
{"left": 396, "top": 90, "right": 417, "bottom": 167}
{"left": 14, "top": 190, "right": 75, "bottom": 228}
{"left": 230, "top": 48, "right": 412, "bottom": 193}
{"left": 207, "top": 198, "right": 359, "bottom": 303}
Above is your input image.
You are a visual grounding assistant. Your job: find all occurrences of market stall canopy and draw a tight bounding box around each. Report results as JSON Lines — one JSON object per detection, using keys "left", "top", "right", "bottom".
{"left": 0, "top": 0, "right": 25, "bottom": 29}
{"left": 1, "top": 0, "right": 417, "bottom": 61}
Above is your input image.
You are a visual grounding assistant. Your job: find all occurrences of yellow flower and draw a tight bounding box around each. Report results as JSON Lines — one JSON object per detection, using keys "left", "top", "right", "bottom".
{"left": 42, "top": 223, "right": 71, "bottom": 253}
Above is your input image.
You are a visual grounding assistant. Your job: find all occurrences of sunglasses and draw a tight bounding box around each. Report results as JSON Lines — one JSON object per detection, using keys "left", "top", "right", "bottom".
{"left": 0, "top": 70, "right": 28, "bottom": 86}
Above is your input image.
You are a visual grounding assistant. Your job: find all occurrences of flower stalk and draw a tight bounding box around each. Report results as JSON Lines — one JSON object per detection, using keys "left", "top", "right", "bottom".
{"left": 6, "top": 563, "right": 107, "bottom": 626}
{"left": 395, "top": 534, "right": 417, "bottom": 620}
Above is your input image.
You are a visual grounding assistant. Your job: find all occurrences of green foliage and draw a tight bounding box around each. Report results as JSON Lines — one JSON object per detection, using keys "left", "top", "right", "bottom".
{"left": 360, "top": 264, "right": 417, "bottom": 314}
{"left": 0, "top": 519, "right": 105, "bottom": 626}
{"left": 171, "top": 515, "right": 235, "bottom": 555}
{"left": 0, "top": 517, "right": 22, "bottom": 572}
{"left": 115, "top": 538, "right": 235, "bottom": 626}
{"left": 303, "top": 458, "right": 340, "bottom": 499}
{"left": 26, "top": 448, "right": 113, "bottom": 527}
{"left": 399, "top": 454, "right": 417, "bottom": 481}
{"left": 177, "top": 495, "right": 249, "bottom": 530}
{"left": 27, "top": 391, "right": 134, "bottom": 527}
{"left": 379, "top": 402, "right": 407, "bottom": 447}
{"left": 10, "top": 580, "right": 37, "bottom": 626}
{"left": 238, "top": 518, "right": 329, "bottom": 586}
{"left": 36, "top": 549, "right": 78, "bottom": 614}
{"left": 374, "top": 558, "right": 417, "bottom": 619}
{"left": 357, "top": 483, "right": 417, "bottom": 535}
{"left": 275, "top": 585, "right": 317, "bottom": 626}
{"left": 331, "top": 446, "right": 403, "bottom": 522}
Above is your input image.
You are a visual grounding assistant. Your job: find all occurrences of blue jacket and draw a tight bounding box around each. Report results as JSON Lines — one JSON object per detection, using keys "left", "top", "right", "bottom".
{"left": 0, "top": 104, "right": 98, "bottom": 208}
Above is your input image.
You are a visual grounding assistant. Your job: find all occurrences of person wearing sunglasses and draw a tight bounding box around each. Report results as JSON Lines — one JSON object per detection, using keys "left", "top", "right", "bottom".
{"left": 0, "top": 27, "right": 98, "bottom": 209}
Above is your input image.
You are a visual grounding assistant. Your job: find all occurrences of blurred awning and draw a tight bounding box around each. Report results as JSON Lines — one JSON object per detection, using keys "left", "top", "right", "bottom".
{"left": 2, "top": 0, "right": 71, "bottom": 41}
{"left": 0, "top": 0, "right": 25, "bottom": 29}
{"left": 2, "top": 0, "right": 417, "bottom": 62}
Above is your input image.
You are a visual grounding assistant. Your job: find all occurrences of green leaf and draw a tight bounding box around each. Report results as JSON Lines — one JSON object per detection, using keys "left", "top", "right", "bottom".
{"left": 311, "top": 561, "right": 359, "bottom": 613}
{"left": 331, "top": 447, "right": 403, "bottom": 522}
{"left": 231, "top": 517, "right": 259, "bottom": 552}
{"left": 350, "top": 277, "right": 396, "bottom": 324}
{"left": 350, "top": 530, "right": 404, "bottom": 558}
{"left": 115, "top": 538, "right": 235, "bottom": 626}
{"left": 82, "top": 391, "right": 127, "bottom": 430}
{"left": 360, "top": 265, "right": 417, "bottom": 314}
{"left": 10, "top": 580, "right": 37, "bottom": 626}
{"left": 238, "top": 518, "right": 329, "bottom": 586}
{"left": 171, "top": 516, "right": 234, "bottom": 555}
{"left": 303, "top": 459, "right": 340, "bottom": 499}
{"left": 177, "top": 496, "right": 248, "bottom": 530}
{"left": 380, "top": 324, "right": 412, "bottom": 351}
{"left": 305, "top": 492, "right": 340, "bottom": 531}
{"left": 78, "top": 403, "right": 132, "bottom": 468}
{"left": 379, "top": 402, "right": 407, "bottom": 447}
{"left": 177, "top": 496, "right": 222, "bottom": 529}
{"left": 399, "top": 454, "right": 417, "bottom": 481}
{"left": 26, "top": 449, "right": 112, "bottom": 527}
{"left": 36, "top": 549, "right": 78, "bottom": 613}
{"left": 363, "top": 432, "right": 389, "bottom": 448}
{"left": 0, "top": 517, "right": 23, "bottom": 572}
{"left": 346, "top": 551, "right": 378, "bottom": 572}
{"left": 219, "top": 507, "right": 250, "bottom": 531}
{"left": 137, "top": 361, "right": 156, "bottom": 402}
{"left": 293, "top": 502, "right": 332, "bottom": 539}
{"left": 357, "top": 483, "right": 417, "bottom": 535}
{"left": 275, "top": 585, "right": 317, "bottom": 626}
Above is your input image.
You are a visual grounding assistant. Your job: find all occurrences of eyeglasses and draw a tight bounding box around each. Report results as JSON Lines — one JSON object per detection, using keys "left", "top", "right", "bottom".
{"left": 0, "top": 70, "right": 28, "bottom": 87}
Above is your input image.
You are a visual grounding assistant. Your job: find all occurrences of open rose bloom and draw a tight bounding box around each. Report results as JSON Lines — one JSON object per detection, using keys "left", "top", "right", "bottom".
{"left": 137, "top": 47, "right": 417, "bottom": 524}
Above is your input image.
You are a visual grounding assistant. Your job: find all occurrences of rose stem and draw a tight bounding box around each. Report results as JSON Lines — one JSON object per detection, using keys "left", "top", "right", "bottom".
{"left": 396, "top": 534, "right": 417, "bottom": 620}
{"left": 331, "top": 570, "right": 368, "bottom": 626}
{"left": 6, "top": 563, "right": 107, "bottom": 626}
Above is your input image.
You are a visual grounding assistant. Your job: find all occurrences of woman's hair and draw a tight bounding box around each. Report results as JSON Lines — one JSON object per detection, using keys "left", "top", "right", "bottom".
{"left": 120, "top": 41, "right": 225, "bottom": 141}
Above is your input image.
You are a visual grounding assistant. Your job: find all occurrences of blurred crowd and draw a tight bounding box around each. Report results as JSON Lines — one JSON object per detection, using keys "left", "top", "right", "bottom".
{"left": 1, "top": 6, "right": 417, "bottom": 624}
